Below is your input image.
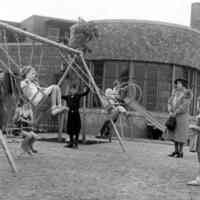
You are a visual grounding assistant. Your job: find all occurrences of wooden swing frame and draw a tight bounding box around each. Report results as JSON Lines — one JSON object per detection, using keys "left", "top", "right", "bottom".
{"left": 0, "top": 21, "right": 126, "bottom": 174}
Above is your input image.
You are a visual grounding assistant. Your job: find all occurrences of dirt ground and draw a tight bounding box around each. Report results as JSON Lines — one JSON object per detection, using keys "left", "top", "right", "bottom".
{"left": 0, "top": 135, "right": 200, "bottom": 200}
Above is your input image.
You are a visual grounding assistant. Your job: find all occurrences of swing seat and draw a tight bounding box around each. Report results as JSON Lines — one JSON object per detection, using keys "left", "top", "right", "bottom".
{"left": 21, "top": 79, "right": 48, "bottom": 107}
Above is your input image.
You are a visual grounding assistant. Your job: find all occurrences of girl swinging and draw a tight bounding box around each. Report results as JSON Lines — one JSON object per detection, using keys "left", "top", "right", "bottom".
{"left": 20, "top": 65, "right": 67, "bottom": 116}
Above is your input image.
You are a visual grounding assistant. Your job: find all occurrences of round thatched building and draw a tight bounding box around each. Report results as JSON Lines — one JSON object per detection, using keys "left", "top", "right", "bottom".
{"left": 86, "top": 15, "right": 200, "bottom": 115}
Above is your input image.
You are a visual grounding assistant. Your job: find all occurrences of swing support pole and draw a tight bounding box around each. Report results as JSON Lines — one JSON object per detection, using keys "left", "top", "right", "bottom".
{"left": 79, "top": 54, "right": 126, "bottom": 152}
{"left": 0, "top": 131, "right": 17, "bottom": 174}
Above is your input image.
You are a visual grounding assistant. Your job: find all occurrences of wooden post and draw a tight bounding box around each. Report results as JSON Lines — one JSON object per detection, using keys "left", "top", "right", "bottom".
{"left": 58, "top": 55, "right": 76, "bottom": 86}
{"left": 110, "top": 120, "right": 126, "bottom": 153}
{"left": 81, "top": 96, "right": 86, "bottom": 143}
{"left": 119, "top": 114, "right": 125, "bottom": 138}
{"left": 58, "top": 109, "right": 65, "bottom": 142}
{"left": 0, "top": 130, "right": 17, "bottom": 174}
{"left": 57, "top": 55, "right": 76, "bottom": 141}
{"left": 79, "top": 54, "right": 126, "bottom": 152}
{"left": 172, "top": 65, "right": 176, "bottom": 91}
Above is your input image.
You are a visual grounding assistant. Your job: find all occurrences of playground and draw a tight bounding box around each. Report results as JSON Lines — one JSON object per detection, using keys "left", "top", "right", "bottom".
{"left": 0, "top": 16, "right": 199, "bottom": 200}
{"left": 0, "top": 136, "right": 199, "bottom": 200}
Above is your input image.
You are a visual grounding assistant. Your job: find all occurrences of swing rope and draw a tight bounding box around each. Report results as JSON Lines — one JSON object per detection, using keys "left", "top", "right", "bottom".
{"left": 59, "top": 50, "right": 92, "bottom": 87}
{"left": 0, "top": 45, "right": 21, "bottom": 71}
{"left": 37, "top": 46, "right": 44, "bottom": 74}
{"left": 15, "top": 33, "right": 22, "bottom": 68}
{"left": 59, "top": 51, "right": 96, "bottom": 92}
{"left": 29, "top": 41, "right": 34, "bottom": 66}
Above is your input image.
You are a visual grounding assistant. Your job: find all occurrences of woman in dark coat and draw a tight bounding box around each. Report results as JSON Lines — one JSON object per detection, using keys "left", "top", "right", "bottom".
{"left": 62, "top": 85, "right": 90, "bottom": 148}
{"left": 167, "top": 78, "right": 193, "bottom": 158}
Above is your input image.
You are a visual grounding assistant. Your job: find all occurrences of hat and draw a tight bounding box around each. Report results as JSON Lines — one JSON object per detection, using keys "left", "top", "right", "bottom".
{"left": 20, "top": 65, "right": 33, "bottom": 78}
{"left": 174, "top": 78, "right": 188, "bottom": 88}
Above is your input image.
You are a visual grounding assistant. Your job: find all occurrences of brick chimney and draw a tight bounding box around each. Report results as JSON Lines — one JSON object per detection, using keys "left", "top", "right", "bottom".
{"left": 191, "top": 2, "right": 200, "bottom": 30}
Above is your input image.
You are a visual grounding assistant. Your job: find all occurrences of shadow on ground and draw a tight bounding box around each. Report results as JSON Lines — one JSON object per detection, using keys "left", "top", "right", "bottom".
{"left": 38, "top": 137, "right": 109, "bottom": 145}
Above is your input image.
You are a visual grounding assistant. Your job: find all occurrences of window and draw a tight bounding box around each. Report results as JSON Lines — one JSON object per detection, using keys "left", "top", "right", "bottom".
{"left": 103, "top": 61, "right": 129, "bottom": 90}
{"left": 47, "top": 27, "right": 60, "bottom": 41}
{"left": 90, "top": 61, "right": 104, "bottom": 108}
{"left": 156, "top": 64, "right": 172, "bottom": 112}
{"left": 88, "top": 60, "right": 130, "bottom": 108}
{"left": 175, "top": 66, "right": 188, "bottom": 81}
{"left": 131, "top": 62, "right": 172, "bottom": 112}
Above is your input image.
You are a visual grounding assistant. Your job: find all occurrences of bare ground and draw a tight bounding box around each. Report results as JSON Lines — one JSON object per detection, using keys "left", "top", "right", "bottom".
{"left": 0, "top": 135, "right": 200, "bottom": 200}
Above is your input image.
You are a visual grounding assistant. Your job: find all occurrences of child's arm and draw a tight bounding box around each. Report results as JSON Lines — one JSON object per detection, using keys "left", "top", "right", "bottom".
{"left": 79, "top": 87, "right": 90, "bottom": 97}
{"left": 13, "top": 108, "right": 20, "bottom": 123}
{"left": 62, "top": 95, "right": 69, "bottom": 101}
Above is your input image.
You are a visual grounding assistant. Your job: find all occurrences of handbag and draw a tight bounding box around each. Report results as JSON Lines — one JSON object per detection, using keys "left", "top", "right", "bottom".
{"left": 165, "top": 116, "right": 176, "bottom": 131}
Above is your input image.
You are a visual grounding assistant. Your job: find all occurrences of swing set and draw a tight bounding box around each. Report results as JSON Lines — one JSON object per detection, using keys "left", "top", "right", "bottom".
{"left": 0, "top": 20, "right": 164, "bottom": 175}
{"left": 0, "top": 21, "right": 137, "bottom": 174}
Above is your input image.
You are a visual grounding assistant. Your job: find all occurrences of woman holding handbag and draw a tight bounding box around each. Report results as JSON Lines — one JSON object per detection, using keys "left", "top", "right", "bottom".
{"left": 167, "top": 78, "right": 193, "bottom": 158}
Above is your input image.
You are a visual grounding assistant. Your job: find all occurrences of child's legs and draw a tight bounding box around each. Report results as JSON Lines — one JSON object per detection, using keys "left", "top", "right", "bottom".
{"left": 21, "top": 131, "right": 32, "bottom": 153}
{"left": 69, "top": 133, "right": 74, "bottom": 144}
{"left": 45, "top": 85, "right": 62, "bottom": 107}
{"left": 100, "top": 120, "right": 110, "bottom": 136}
{"left": 178, "top": 142, "right": 184, "bottom": 154}
{"left": 29, "top": 132, "right": 38, "bottom": 151}
{"left": 75, "top": 132, "right": 79, "bottom": 144}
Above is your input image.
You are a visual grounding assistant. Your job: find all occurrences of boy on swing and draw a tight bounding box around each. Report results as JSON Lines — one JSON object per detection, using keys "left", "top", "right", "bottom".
{"left": 20, "top": 65, "right": 67, "bottom": 116}
{"left": 98, "top": 80, "right": 129, "bottom": 138}
{"left": 13, "top": 99, "right": 39, "bottom": 155}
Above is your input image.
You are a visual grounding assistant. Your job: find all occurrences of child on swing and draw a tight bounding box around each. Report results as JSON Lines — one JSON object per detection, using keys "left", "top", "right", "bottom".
{"left": 20, "top": 65, "right": 67, "bottom": 116}
{"left": 13, "top": 99, "right": 38, "bottom": 155}
{"left": 98, "top": 80, "right": 129, "bottom": 138}
{"left": 62, "top": 84, "right": 90, "bottom": 148}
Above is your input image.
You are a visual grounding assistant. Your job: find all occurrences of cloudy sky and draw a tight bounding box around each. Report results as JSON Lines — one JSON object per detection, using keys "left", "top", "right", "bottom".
{"left": 0, "top": 0, "right": 199, "bottom": 26}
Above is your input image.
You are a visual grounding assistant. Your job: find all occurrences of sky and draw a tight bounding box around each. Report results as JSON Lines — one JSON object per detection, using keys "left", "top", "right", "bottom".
{"left": 0, "top": 0, "right": 200, "bottom": 26}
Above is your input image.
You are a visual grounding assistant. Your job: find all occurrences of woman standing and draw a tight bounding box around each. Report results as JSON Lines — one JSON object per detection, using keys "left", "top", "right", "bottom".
{"left": 167, "top": 78, "right": 193, "bottom": 158}
{"left": 62, "top": 85, "right": 90, "bottom": 148}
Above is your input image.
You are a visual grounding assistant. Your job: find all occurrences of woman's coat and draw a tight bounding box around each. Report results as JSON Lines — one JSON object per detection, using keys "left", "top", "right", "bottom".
{"left": 167, "top": 89, "right": 193, "bottom": 144}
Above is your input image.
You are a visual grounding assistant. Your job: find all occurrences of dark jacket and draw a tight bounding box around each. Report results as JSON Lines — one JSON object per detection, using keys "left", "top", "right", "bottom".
{"left": 62, "top": 88, "right": 90, "bottom": 134}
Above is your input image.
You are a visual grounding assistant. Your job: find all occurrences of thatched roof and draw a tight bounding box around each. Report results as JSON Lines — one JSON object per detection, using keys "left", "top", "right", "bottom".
{"left": 85, "top": 19, "right": 200, "bottom": 70}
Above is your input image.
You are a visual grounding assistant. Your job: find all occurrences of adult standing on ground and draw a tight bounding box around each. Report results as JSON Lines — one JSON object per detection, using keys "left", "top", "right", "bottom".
{"left": 167, "top": 78, "right": 193, "bottom": 158}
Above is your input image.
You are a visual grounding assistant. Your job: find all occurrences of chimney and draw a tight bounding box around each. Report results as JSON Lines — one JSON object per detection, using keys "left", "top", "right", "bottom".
{"left": 191, "top": 2, "right": 200, "bottom": 30}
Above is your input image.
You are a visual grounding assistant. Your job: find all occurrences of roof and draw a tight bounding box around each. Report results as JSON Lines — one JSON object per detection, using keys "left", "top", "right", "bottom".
{"left": 0, "top": 20, "right": 20, "bottom": 27}
{"left": 85, "top": 19, "right": 200, "bottom": 70}
{"left": 24, "top": 15, "right": 76, "bottom": 24}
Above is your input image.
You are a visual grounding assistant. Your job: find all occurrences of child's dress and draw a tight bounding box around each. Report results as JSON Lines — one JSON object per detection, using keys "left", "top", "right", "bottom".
{"left": 62, "top": 88, "right": 90, "bottom": 137}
